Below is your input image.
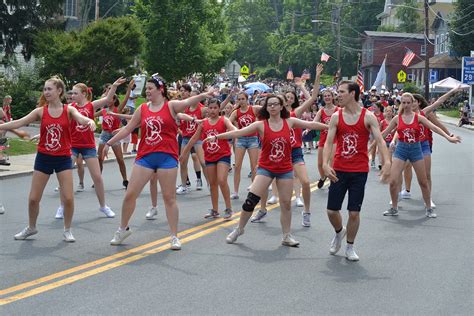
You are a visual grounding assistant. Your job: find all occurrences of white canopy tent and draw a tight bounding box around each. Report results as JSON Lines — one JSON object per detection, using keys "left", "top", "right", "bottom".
{"left": 432, "top": 77, "right": 470, "bottom": 89}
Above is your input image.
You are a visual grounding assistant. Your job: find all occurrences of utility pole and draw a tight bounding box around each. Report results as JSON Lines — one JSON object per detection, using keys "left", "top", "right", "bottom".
{"left": 424, "top": 0, "right": 430, "bottom": 99}
{"left": 95, "top": 0, "right": 100, "bottom": 21}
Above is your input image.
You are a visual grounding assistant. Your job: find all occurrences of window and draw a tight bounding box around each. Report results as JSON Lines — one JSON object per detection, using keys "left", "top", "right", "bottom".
{"left": 435, "top": 35, "right": 439, "bottom": 55}
{"left": 421, "top": 44, "right": 427, "bottom": 56}
{"left": 445, "top": 34, "right": 450, "bottom": 53}
{"left": 64, "top": 0, "right": 77, "bottom": 18}
{"left": 440, "top": 34, "right": 445, "bottom": 54}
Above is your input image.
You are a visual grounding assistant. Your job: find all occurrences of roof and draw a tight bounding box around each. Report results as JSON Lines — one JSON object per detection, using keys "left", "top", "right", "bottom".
{"left": 364, "top": 31, "right": 434, "bottom": 40}
{"left": 409, "top": 53, "right": 461, "bottom": 69}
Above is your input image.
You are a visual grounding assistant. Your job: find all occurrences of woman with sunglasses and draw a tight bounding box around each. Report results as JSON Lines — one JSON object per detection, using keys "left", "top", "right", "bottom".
{"left": 104, "top": 74, "right": 215, "bottom": 249}
{"left": 204, "top": 95, "right": 327, "bottom": 247}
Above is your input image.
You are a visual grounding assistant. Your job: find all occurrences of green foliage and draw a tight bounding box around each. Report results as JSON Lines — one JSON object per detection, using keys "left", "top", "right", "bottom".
{"left": 395, "top": 0, "right": 423, "bottom": 33}
{"left": 449, "top": 0, "right": 474, "bottom": 56}
{"left": 254, "top": 65, "right": 282, "bottom": 79}
{"left": 4, "top": 139, "right": 38, "bottom": 156}
{"left": 34, "top": 17, "right": 144, "bottom": 96}
{"left": 377, "top": 25, "right": 397, "bottom": 32}
{"left": 320, "top": 74, "right": 335, "bottom": 87}
{"left": 401, "top": 82, "right": 421, "bottom": 94}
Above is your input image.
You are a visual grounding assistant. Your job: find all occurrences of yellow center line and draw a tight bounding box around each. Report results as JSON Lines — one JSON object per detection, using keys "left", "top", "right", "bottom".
{"left": 0, "top": 183, "right": 322, "bottom": 306}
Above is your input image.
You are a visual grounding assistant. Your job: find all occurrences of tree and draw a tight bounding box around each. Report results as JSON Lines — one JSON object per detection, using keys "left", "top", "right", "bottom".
{"left": 449, "top": 0, "right": 474, "bottom": 57}
{"left": 395, "top": 0, "right": 423, "bottom": 33}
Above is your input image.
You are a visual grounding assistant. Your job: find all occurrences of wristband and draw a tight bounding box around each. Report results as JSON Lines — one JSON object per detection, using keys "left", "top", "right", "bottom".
{"left": 106, "top": 142, "right": 112, "bottom": 147}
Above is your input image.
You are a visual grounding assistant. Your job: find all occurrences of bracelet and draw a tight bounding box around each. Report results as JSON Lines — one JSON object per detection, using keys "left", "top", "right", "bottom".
{"left": 106, "top": 142, "right": 112, "bottom": 147}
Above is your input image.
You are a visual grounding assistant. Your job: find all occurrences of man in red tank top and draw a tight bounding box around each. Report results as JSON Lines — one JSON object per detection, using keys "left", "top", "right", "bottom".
{"left": 322, "top": 81, "right": 391, "bottom": 261}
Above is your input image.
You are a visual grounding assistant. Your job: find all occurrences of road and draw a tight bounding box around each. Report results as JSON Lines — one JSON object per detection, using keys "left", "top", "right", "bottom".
{"left": 0, "top": 125, "right": 472, "bottom": 315}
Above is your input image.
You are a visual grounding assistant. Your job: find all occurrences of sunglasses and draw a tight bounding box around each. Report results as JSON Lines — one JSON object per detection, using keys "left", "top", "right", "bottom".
{"left": 267, "top": 102, "right": 281, "bottom": 108}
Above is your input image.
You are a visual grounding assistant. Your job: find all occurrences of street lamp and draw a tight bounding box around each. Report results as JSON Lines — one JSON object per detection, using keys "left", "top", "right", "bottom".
{"left": 311, "top": 19, "right": 341, "bottom": 71}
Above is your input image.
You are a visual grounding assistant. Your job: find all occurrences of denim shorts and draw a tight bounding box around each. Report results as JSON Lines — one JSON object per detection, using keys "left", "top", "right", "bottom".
{"left": 181, "top": 136, "right": 203, "bottom": 147}
{"left": 393, "top": 141, "right": 423, "bottom": 162}
{"left": 256, "top": 167, "right": 293, "bottom": 179}
{"left": 291, "top": 147, "right": 305, "bottom": 165}
{"left": 421, "top": 140, "right": 432, "bottom": 157}
{"left": 135, "top": 152, "right": 178, "bottom": 171}
{"left": 34, "top": 152, "right": 73, "bottom": 175}
{"left": 327, "top": 171, "right": 368, "bottom": 212}
{"left": 205, "top": 155, "right": 231, "bottom": 166}
{"left": 99, "top": 131, "right": 120, "bottom": 146}
{"left": 72, "top": 147, "right": 97, "bottom": 159}
{"left": 236, "top": 136, "right": 259, "bottom": 149}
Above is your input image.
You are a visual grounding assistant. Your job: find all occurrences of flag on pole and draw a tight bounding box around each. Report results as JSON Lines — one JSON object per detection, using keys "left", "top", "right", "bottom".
{"left": 286, "top": 67, "right": 294, "bottom": 80}
{"left": 321, "top": 52, "right": 330, "bottom": 62}
{"left": 301, "top": 68, "right": 311, "bottom": 80}
{"left": 402, "top": 49, "right": 416, "bottom": 67}
{"left": 357, "top": 70, "right": 365, "bottom": 92}
{"left": 372, "top": 56, "right": 387, "bottom": 92}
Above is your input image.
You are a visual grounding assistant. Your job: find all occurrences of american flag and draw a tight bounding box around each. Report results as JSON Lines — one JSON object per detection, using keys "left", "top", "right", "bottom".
{"left": 321, "top": 52, "right": 330, "bottom": 62}
{"left": 357, "top": 70, "right": 365, "bottom": 92}
{"left": 301, "top": 68, "right": 311, "bottom": 80}
{"left": 286, "top": 67, "right": 294, "bottom": 80}
{"left": 402, "top": 49, "right": 416, "bottom": 67}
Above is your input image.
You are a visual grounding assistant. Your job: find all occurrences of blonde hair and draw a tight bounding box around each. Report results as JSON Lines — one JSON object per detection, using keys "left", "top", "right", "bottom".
{"left": 38, "top": 76, "right": 66, "bottom": 107}
{"left": 399, "top": 92, "right": 414, "bottom": 115}
{"left": 73, "top": 83, "right": 93, "bottom": 101}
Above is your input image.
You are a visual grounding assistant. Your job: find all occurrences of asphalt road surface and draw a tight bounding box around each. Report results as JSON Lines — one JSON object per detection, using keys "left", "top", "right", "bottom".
{"left": 1, "top": 125, "right": 472, "bottom": 315}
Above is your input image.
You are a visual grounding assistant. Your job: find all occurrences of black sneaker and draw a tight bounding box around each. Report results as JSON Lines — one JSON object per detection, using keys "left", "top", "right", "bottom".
{"left": 317, "top": 178, "right": 326, "bottom": 189}
{"left": 123, "top": 180, "right": 129, "bottom": 189}
{"left": 0, "top": 159, "right": 10, "bottom": 166}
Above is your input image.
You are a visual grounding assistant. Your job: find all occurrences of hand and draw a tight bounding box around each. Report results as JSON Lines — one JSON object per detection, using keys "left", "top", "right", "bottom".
{"left": 194, "top": 119, "right": 204, "bottom": 125}
{"left": 112, "top": 77, "right": 127, "bottom": 87}
{"left": 316, "top": 64, "right": 324, "bottom": 76}
{"left": 87, "top": 119, "right": 96, "bottom": 131}
{"left": 323, "top": 163, "right": 338, "bottom": 182}
{"left": 302, "top": 129, "right": 309, "bottom": 136}
{"left": 448, "top": 135, "right": 461, "bottom": 143}
{"left": 203, "top": 135, "right": 216, "bottom": 143}
{"left": 380, "top": 162, "right": 391, "bottom": 184}
{"left": 128, "top": 79, "right": 136, "bottom": 89}
{"left": 203, "top": 87, "right": 219, "bottom": 98}
{"left": 389, "top": 141, "right": 397, "bottom": 152}
{"left": 294, "top": 77, "right": 303, "bottom": 86}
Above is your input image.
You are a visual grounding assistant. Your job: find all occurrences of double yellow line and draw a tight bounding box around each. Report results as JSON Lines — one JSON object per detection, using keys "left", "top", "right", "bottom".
{"left": 0, "top": 183, "right": 321, "bottom": 306}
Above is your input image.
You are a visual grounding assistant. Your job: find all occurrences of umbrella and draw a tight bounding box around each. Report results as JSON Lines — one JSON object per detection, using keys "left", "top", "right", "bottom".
{"left": 244, "top": 82, "right": 271, "bottom": 95}
{"left": 432, "top": 77, "right": 470, "bottom": 89}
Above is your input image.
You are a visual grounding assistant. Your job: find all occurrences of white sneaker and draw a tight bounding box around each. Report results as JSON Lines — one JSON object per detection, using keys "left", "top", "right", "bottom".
{"left": 170, "top": 236, "right": 181, "bottom": 250}
{"left": 425, "top": 208, "right": 437, "bottom": 218}
{"left": 247, "top": 186, "right": 251, "bottom": 191}
{"left": 196, "top": 179, "right": 203, "bottom": 191}
{"left": 55, "top": 205, "right": 64, "bottom": 219}
{"left": 281, "top": 233, "right": 300, "bottom": 247}
{"left": 345, "top": 245, "right": 359, "bottom": 261}
{"left": 176, "top": 185, "right": 188, "bottom": 195}
{"left": 226, "top": 227, "right": 243, "bottom": 244}
{"left": 110, "top": 227, "right": 132, "bottom": 245}
{"left": 267, "top": 195, "right": 278, "bottom": 204}
{"left": 230, "top": 192, "right": 239, "bottom": 200}
{"left": 100, "top": 205, "right": 115, "bottom": 218}
{"left": 63, "top": 229, "right": 76, "bottom": 242}
{"left": 400, "top": 189, "right": 411, "bottom": 199}
{"left": 76, "top": 183, "right": 85, "bottom": 192}
{"left": 0, "top": 204, "right": 4, "bottom": 214}
{"left": 146, "top": 206, "right": 158, "bottom": 220}
{"left": 329, "top": 227, "right": 346, "bottom": 255}
{"left": 295, "top": 197, "right": 304, "bottom": 207}
{"left": 430, "top": 200, "right": 436, "bottom": 209}
{"left": 250, "top": 209, "right": 267, "bottom": 223}
{"left": 302, "top": 212, "right": 311, "bottom": 227}
{"left": 14, "top": 226, "right": 38, "bottom": 240}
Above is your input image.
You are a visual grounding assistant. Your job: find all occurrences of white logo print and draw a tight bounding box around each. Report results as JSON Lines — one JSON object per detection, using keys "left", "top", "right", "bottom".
{"left": 419, "top": 125, "right": 425, "bottom": 140}
{"left": 290, "top": 128, "right": 296, "bottom": 147}
{"left": 186, "top": 115, "right": 198, "bottom": 133}
{"left": 45, "top": 124, "right": 63, "bottom": 152}
{"left": 239, "top": 114, "right": 253, "bottom": 127}
{"left": 341, "top": 132, "right": 359, "bottom": 158}
{"left": 103, "top": 115, "right": 114, "bottom": 129}
{"left": 402, "top": 128, "right": 416, "bottom": 143}
{"left": 76, "top": 108, "right": 92, "bottom": 132}
{"left": 144, "top": 116, "right": 163, "bottom": 146}
{"left": 205, "top": 129, "right": 220, "bottom": 153}
{"left": 269, "top": 137, "right": 287, "bottom": 162}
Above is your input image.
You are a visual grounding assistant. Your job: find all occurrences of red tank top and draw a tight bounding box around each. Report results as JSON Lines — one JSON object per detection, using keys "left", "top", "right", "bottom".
{"left": 101, "top": 107, "right": 120, "bottom": 132}
{"left": 397, "top": 113, "right": 420, "bottom": 143}
{"left": 38, "top": 105, "right": 72, "bottom": 156}
{"left": 136, "top": 102, "right": 179, "bottom": 160}
{"left": 380, "top": 119, "right": 394, "bottom": 143}
{"left": 258, "top": 119, "right": 293, "bottom": 173}
{"left": 180, "top": 103, "right": 204, "bottom": 137}
{"left": 290, "top": 111, "right": 302, "bottom": 149}
{"left": 200, "top": 116, "right": 231, "bottom": 162}
{"left": 71, "top": 102, "right": 96, "bottom": 148}
{"left": 418, "top": 111, "right": 432, "bottom": 143}
{"left": 236, "top": 107, "right": 258, "bottom": 137}
{"left": 333, "top": 108, "right": 370, "bottom": 173}
{"left": 318, "top": 107, "right": 338, "bottom": 146}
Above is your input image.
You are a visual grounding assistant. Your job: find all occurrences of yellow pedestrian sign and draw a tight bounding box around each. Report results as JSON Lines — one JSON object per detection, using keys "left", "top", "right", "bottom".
{"left": 240, "top": 65, "right": 249, "bottom": 79}
{"left": 397, "top": 70, "right": 407, "bottom": 83}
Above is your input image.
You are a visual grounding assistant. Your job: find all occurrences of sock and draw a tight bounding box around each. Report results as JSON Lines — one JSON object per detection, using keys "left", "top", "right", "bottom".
{"left": 347, "top": 241, "right": 354, "bottom": 245}
{"left": 335, "top": 227, "right": 342, "bottom": 234}
{"left": 196, "top": 171, "right": 201, "bottom": 179}
{"left": 186, "top": 176, "right": 191, "bottom": 186}
{"left": 406, "top": 190, "right": 410, "bottom": 192}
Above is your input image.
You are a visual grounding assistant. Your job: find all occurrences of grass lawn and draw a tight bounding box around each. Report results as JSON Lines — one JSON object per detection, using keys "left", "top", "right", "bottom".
{"left": 3, "top": 138, "right": 37, "bottom": 156}
{"left": 438, "top": 108, "right": 460, "bottom": 118}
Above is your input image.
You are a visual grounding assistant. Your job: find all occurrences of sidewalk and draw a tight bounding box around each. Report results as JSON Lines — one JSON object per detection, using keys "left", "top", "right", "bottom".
{"left": 436, "top": 114, "right": 474, "bottom": 131}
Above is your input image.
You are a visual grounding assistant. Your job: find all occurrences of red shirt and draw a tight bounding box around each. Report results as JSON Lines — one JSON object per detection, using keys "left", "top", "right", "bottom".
{"left": 380, "top": 119, "right": 394, "bottom": 143}
{"left": 101, "top": 108, "right": 121, "bottom": 132}
{"left": 236, "top": 107, "right": 258, "bottom": 137}
{"left": 290, "top": 111, "right": 302, "bottom": 149}
{"left": 136, "top": 102, "right": 179, "bottom": 160}
{"left": 180, "top": 103, "right": 204, "bottom": 137}
{"left": 38, "top": 105, "right": 72, "bottom": 156}
{"left": 200, "top": 116, "right": 231, "bottom": 162}
{"left": 2, "top": 104, "right": 11, "bottom": 121}
{"left": 71, "top": 102, "right": 96, "bottom": 148}
{"left": 333, "top": 108, "right": 370, "bottom": 173}
{"left": 418, "top": 111, "right": 432, "bottom": 143}
{"left": 258, "top": 119, "right": 293, "bottom": 173}
{"left": 397, "top": 113, "right": 420, "bottom": 143}
{"left": 318, "top": 107, "right": 338, "bottom": 147}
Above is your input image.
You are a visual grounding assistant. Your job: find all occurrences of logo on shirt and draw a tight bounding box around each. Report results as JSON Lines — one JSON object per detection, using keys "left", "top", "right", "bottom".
{"left": 186, "top": 115, "right": 198, "bottom": 133}
{"left": 269, "top": 137, "right": 287, "bottom": 162}
{"left": 402, "top": 128, "right": 417, "bottom": 143}
{"left": 103, "top": 115, "right": 114, "bottom": 130}
{"left": 239, "top": 114, "right": 253, "bottom": 127}
{"left": 76, "top": 108, "right": 92, "bottom": 132}
{"left": 45, "top": 124, "right": 63, "bottom": 152}
{"left": 419, "top": 125, "right": 425, "bottom": 140}
{"left": 144, "top": 116, "right": 163, "bottom": 146}
{"left": 341, "top": 132, "right": 359, "bottom": 158}
{"left": 205, "top": 129, "right": 220, "bottom": 154}
{"left": 290, "top": 128, "right": 296, "bottom": 147}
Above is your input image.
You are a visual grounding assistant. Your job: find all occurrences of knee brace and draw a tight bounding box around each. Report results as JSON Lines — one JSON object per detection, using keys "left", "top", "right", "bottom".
{"left": 242, "top": 192, "right": 261, "bottom": 212}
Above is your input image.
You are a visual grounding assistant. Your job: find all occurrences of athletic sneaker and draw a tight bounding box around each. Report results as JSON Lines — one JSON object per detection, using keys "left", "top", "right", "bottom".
{"left": 146, "top": 206, "right": 158, "bottom": 220}
{"left": 247, "top": 171, "right": 252, "bottom": 178}
{"left": 123, "top": 180, "right": 129, "bottom": 189}
{"left": 14, "top": 226, "right": 38, "bottom": 240}
{"left": 425, "top": 208, "right": 437, "bottom": 218}
{"left": 302, "top": 212, "right": 311, "bottom": 227}
{"left": 55, "top": 205, "right": 64, "bottom": 219}
{"left": 196, "top": 178, "right": 203, "bottom": 191}
{"left": 400, "top": 189, "right": 411, "bottom": 199}
{"left": 176, "top": 185, "right": 188, "bottom": 195}
{"left": 383, "top": 207, "right": 399, "bottom": 216}
{"left": 226, "top": 227, "right": 243, "bottom": 244}
{"left": 0, "top": 204, "right": 5, "bottom": 214}
{"left": 426, "top": 200, "right": 436, "bottom": 209}
{"left": 317, "top": 178, "right": 326, "bottom": 189}
{"left": 100, "top": 205, "right": 115, "bottom": 218}
{"left": 204, "top": 209, "right": 219, "bottom": 219}
{"left": 110, "top": 227, "right": 132, "bottom": 245}
{"left": 345, "top": 245, "right": 359, "bottom": 261}
{"left": 186, "top": 179, "right": 191, "bottom": 188}
{"left": 170, "top": 236, "right": 181, "bottom": 250}
{"left": 63, "top": 229, "right": 76, "bottom": 242}
{"left": 295, "top": 197, "right": 304, "bottom": 207}
{"left": 250, "top": 209, "right": 267, "bottom": 223}
{"left": 329, "top": 227, "right": 346, "bottom": 255}
{"left": 223, "top": 208, "right": 233, "bottom": 220}
{"left": 267, "top": 195, "right": 278, "bottom": 204}
{"left": 281, "top": 233, "right": 300, "bottom": 247}
{"left": 76, "top": 183, "right": 85, "bottom": 192}
{"left": 370, "top": 160, "right": 376, "bottom": 169}
{"left": 230, "top": 192, "right": 239, "bottom": 200}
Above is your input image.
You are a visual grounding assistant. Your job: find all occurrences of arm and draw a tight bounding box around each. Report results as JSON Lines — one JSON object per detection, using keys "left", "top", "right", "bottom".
{"left": 223, "top": 117, "right": 237, "bottom": 132}
{"left": 69, "top": 106, "right": 96, "bottom": 131}
{"left": 427, "top": 112, "right": 450, "bottom": 135}
{"left": 169, "top": 88, "right": 217, "bottom": 115}
{"left": 110, "top": 112, "right": 133, "bottom": 120}
{"left": 103, "top": 108, "right": 142, "bottom": 152}
{"left": 176, "top": 113, "right": 195, "bottom": 122}
{"left": 92, "top": 77, "right": 127, "bottom": 110}
{"left": 180, "top": 125, "right": 202, "bottom": 160}
{"left": 366, "top": 113, "right": 391, "bottom": 182}
{"left": 294, "top": 77, "right": 310, "bottom": 100}
{"left": 381, "top": 115, "right": 398, "bottom": 139}
{"left": 294, "top": 64, "right": 324, "bottom": 117}
{"left": 418, "top": 115, "right": 461, "bottom": 143}
{"left": 422, "top": 85, "right": 462, "bottom": 115}
{"left": 0, "top": 108, "right": 41, "bottom": 130}
{"left": 288, "top": 117, "right": 327, "bottom": 131}
{"left": 205, "top": 121, "right": 262, "bottom": 142}
{"left": 322, "top": 114, "right": 339, "bottom": 182}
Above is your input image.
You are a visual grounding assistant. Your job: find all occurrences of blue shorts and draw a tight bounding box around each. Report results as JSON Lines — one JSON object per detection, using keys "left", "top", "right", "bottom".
{"left": 99, "top": 131, "right": 120, "bottom": 146}
{"left": 205, "top": 155, "right": 231, "bottom": 166}
{"left": 72, "top": 147, "right": 97, "bottom": 159}
{"left": 135, "top": 152, "right": 178, "bottom": 171}
{"left": 393, "top": 141, "right": 423, "bottom": 162}
{"left": 181, "top": 136, "right": 203, "bottom": 147}
{"left": 291, "top": 147, "right": 305, "bottom": 165}
{"left": 256, "top": 167, "right": 293, "bottom": 180}
{"left": 34, "top": 152, "right": 73, "bottom": 175}
{"left": 236, "top": 136, "right": 259, "bottom": 149}
{"left": 327, "top": 171, "right": 368, "bottom": 212}
{"left": 421, "top": 140, "right": 432, "bottom": 157}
